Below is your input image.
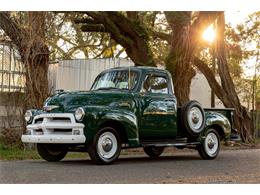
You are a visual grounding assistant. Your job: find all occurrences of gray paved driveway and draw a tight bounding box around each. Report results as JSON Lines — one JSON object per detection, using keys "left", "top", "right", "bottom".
{"left": 0, "top": 149, "right": 259, "bottom": 183}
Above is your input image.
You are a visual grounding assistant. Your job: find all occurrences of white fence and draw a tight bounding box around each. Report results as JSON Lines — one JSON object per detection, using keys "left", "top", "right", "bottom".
{"left": 0, "top": 42, "right": 25, "bottom": 92}
{"left": 48, "top": 58, "right": 134, "bottom": 92}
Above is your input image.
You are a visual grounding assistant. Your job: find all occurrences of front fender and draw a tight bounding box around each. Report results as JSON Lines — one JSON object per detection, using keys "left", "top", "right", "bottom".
{"left": 83, "top": 106, "right": 139, "bottom": 146}
{"left": 99, "top": 110, "right": 139, "bottom": 145}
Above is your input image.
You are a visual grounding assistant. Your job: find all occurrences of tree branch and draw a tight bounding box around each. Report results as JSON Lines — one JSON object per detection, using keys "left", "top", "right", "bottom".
{"left": 150, "top": 30, "right": 171, "bottom": 43}
{"left": 81, "top": 24, "right": 107, "bottom": 32}
{"left": 74, "top": 17, "right": 101, "bottom": 24}
{"left": 83, "top": 11, "right": 156, "bottom": 66}
{"left": 85, "top": 11, "right": 133, "bottom": 47}
{"left": 0, "top": 12, "right": 25, "bottom": 49}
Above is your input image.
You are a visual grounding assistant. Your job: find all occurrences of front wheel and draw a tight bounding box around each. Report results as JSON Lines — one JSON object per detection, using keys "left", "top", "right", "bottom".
{"left": 37, "top": 144, "right": 68, "bottom": 162}
{"left": 198, "top": 129, "right": 220, "bottom": 160}
{"left": 143, "top": 146, "right": 164, "bottom": 158}
{"left": 88, "top": 127, "right": 121, "bottom": 165}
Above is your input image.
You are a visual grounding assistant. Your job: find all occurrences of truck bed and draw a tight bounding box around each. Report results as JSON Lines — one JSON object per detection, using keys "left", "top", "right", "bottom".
{"left": 204, "top": 107, "right": 235, "bottom": 121}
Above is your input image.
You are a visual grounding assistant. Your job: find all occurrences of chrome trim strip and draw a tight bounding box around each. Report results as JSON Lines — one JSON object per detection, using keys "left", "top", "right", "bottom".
{"left": 143, "top": 111, "right": 175, "bottom": 115}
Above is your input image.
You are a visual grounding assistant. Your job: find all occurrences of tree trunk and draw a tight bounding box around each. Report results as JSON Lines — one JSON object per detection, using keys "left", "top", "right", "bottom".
{"left": 165, "top": 47, "right": 196, "bottom": 105}
{"left": 164, "top": 12, "right": 221, "bottom": 105}
{"left": 0, "top": 12, "right": 50, "bottom": 109}
{"left": 21, "top": 12, "right": 49, "bottom": 109}
{"left": 165, "top": 12, "right": 196, "bottom": 105}
{"left": 21, "top": 40, "right": 49, "bottom": 109}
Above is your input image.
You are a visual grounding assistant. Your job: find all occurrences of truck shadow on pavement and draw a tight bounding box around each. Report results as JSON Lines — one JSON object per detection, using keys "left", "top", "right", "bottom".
{"left": 51, "top": 154, "right": 203, "bottom": 166}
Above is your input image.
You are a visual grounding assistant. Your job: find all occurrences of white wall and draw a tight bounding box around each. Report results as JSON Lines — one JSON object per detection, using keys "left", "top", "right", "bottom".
{"left": 190, "top": 73, "right": 224, "bottom": 108}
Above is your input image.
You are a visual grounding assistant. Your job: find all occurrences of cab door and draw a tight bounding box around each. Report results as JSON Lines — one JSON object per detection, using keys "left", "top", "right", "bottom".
{"left": 138, "top": 73, "right": 177, "bottom": 142}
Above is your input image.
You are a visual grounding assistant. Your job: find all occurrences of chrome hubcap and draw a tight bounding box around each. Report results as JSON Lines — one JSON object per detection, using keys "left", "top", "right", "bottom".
{"left": 205, "top": 132, "right": 219, "bottom": 157}
{"left": 97, "top": 132, "right": 117, "bottom": 160}
{"left": 188, "top": 107, "right": 203, "bottom": 131}
{"left": 192, "top": 115, "right": 199, "bottom": 124}
{"left": 207, "top": 139, "right": 215, "bottom": 149}
{"left": 102, "top": 138, "right": 113, "bottom": 152}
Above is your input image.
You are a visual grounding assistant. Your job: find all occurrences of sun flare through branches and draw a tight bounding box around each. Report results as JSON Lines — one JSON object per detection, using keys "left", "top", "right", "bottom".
{"left": 203, "top": 24, "right": 216, "bottom": 43}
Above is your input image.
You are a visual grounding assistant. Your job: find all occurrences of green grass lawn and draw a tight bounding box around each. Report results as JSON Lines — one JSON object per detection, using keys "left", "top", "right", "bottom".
{"left": 0, "top": 143, "right": 88, "bottom": 160}
{"left": 0, "top": 143, "right": 40, "bottom": 160}
{"left": 0, "top": 143, "right": 144, "bottom": 161}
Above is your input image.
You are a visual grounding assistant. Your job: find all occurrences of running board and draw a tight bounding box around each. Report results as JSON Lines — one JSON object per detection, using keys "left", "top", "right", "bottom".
{"left": 142, "top": 142, "right": 200, "bottom": 147}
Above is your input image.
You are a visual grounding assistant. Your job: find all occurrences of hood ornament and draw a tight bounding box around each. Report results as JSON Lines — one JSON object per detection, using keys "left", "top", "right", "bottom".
{"left": 43, "top": 105, "right": 59, "bottom": 112}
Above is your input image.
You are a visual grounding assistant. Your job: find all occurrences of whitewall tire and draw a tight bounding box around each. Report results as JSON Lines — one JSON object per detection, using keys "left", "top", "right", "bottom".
{"left": 198, "top": 129, "right": 220, "bottom": 160}
{"left": 88, "top": 127, "right": 121, "bottom": 165}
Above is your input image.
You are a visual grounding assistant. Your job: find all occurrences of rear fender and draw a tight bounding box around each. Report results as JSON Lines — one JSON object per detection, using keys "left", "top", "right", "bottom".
{"left": 202, "top": 112, "right": 232, "bottom": 141}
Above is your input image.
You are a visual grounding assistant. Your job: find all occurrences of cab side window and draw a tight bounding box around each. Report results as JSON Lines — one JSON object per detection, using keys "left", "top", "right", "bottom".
{"left": 143, "top": 75, "right": 169, "bottom": 94}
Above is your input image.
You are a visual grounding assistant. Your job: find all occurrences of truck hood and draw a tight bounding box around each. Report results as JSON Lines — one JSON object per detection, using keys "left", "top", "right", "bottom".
{"left": 44, "top": 90, "right": 133, "bottom": 112}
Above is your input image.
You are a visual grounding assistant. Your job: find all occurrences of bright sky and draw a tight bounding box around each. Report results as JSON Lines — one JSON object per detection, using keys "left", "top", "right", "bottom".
{"left": 225, "top": 11, "right": 254, "bottom": 26}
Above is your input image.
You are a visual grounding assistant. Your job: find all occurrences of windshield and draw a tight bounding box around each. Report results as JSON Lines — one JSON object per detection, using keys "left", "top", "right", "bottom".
{"left": 91, "top": 70, "right": 139, "bottom": 90}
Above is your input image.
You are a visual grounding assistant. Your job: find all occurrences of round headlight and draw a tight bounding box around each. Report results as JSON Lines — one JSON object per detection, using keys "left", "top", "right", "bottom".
{"left": 75, "top": 107, "right": 85, "bottom": 121}
{"left": 24, "top": 110, "right": 33, "bottom": 123}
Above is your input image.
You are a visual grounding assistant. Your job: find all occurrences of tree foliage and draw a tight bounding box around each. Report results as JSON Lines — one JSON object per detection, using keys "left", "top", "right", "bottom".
{"left": 46, "top": 12, "right": 119, "bottom": 60}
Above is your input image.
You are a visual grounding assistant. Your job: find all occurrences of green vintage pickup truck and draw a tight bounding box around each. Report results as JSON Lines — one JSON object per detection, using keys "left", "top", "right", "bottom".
{"left": 22, "top": 66, "right": 236, "bottom": 164}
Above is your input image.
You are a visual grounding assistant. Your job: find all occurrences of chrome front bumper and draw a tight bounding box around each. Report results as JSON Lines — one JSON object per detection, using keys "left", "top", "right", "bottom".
{"left": 21, "top": 134, "right": 86, "bottom": 143}
{"left": 21, "top": 113, "right": 86, "bottom": 144}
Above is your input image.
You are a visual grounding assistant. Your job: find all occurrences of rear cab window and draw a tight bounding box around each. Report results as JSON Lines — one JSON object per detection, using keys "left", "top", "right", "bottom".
{"left": 143, "top": 74, "right": 169, "bottom": 94}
